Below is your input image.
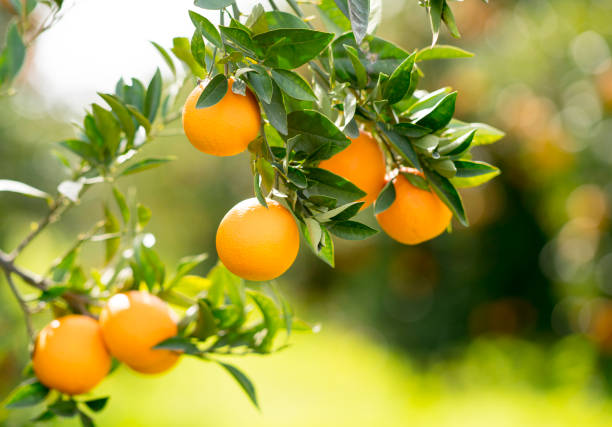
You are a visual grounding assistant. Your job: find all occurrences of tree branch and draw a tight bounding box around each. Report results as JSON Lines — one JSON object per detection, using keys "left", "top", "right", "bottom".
{"left": 3, "top": 271, "right": 35, "bottom": 345}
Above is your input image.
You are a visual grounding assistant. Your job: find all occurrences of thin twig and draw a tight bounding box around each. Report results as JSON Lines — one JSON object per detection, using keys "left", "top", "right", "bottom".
{"left": 10, "top": 196, "right": 68, "bottom": 259}
{"left": 4, "top": 271, "right": 35, "bottom": 345}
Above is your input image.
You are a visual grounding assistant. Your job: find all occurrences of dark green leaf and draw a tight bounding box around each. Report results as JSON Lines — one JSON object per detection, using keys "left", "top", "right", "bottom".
{"left": 254, "top": 29, "right": 334, "bottom": 69}
{"left": 343, "top": 45, "right": 368, "bottom": 88}
{"left": 193, "top": 299, "right": 218, "bottom": 340}
{"left": 271, "top": 69, "right": 316, "bottom": 101}
{"left": 429, "top": 0, "right": 444, "bottom": 44}
{"left": 39, "top": 285, "right": 68, "bottom": 302}
{"left": 318, "top": 0, "right": 351, "bottom": 33}
{"left": 328, "top": 220, "right": 377, "bottom": 240}
{"left": 260, "top": 80, "right": 287, "bottom": 135}
{"left": 126, "top": 105, "right": 152, "bottom": 134}
{"left": 287, "top": 167, "right": 308, "bottom": 189}
{"left": 154, "top": 336, "right": 199, "bottom": 354}
{"left": 48, "top": 399, "right": 78, "bottom": 417}
{"left": 247, "top": 69, "right": 273, "bottom": 104}
{"left": 189, "top": 10, "right": 223, "bottom": 48}
{"left": 217, "top": 362, "right": 259, "bottom": 409}
{"left": 5, "top": 381, "right": 49, "bottom": 408}
{"left": 251, "top": 11, "right": 308, "bottom": 34}
{"left": 304, "top": 167, "right": 366, "bottom": 206}
{"left": 424, "top": 168, "right": 467, "bottom": 226}
{"left": 442, "top": 1, "right": 460, "bottom": 39}
{"left": 432, "top": 158, "right": 457, "bottom": 178}
{"left": 79, "top": 411, "right": 95, "bottom": 427}
{"left": 51, "top": 248, "right": 78, "bottom": 283}
{"left": 379, "top": 126, "right": 421, "bottom": 170}
{"left": 374, "top": 179, "right": 395, "bottom": 214}
{"left": 411, "top": 91, "right": 457, "bottom": 131}
{"left": 84, "top": 397, "right": 109, "bottom": 412}
{"left": 197, "top": 74, "right": 228, "bottom": 109}
{"left": 392, "top": 122, "right": 431, "bottom": 138}
{"left": 144, "top": 68, "right": 162, "bottom": 122}
{"left": 98, "top": 93, "right": 136, "bottom": 145}
{"left": 452, "top": 160, "right": 500, "bottom": 188}
{"left": 171, "top": 37, "right": 205, "bottom": 78}
{"left": 253, "top": 171, "right": 268, "bottom": 208}
{"left": 401, "top": 171, "right": 430, "bottom": 191}
{"left": 438, "top": 129, "right": 476, "bottom": 156}
{"left": 119, "top": 157, "right": 175, "bottom": 176}
{"left": 219, "top": 26, "right": 257, "bottom": 54}
{"left": 384, "top": 52, "right": 416, "bottom": 104}
{"left": 288, "top": 110, "right": 349, "bottom": 160}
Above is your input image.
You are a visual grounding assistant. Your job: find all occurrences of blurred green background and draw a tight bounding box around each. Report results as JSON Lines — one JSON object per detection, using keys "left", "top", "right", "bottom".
{"left": 2, "top": 0, "right": 612, "bottom": 425}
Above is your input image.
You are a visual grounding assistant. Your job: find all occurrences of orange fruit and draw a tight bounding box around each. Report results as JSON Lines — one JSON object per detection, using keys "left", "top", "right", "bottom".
{"left": 376, "top": 168, "right": 452, "bottom": 244}
{"left": 318, "top": 131, "right": 386, "bottom": 209}
{"left": 33, "top": 315, "right": 111, "bottom": 395}
{"left": 216, "top": 198, "right": 299, "bottom": 281}
{"left": 182, "top": 78, "right": 260, "bottom": 156}
{"left": 99, "top": 291, "right": 179, "bottom": 374}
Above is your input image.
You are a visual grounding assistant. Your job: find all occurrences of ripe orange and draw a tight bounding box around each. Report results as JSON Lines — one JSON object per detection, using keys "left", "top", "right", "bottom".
{"left": 33, "top": 315, "right": 111, "bottom": 395}
{"left": 182, "top": 78, "right": 261, "bottom": 156}
{"left": 318, "top": 131, "right": 386, "bottom": 209}
{"left": 376, "top": 168, "right": 452, "bottom": 244}
{"left": 99, "top": 291, "right": 179, "bottom": 374}
{"left": 216, "top": 198, "right": 299, "bottom": 281}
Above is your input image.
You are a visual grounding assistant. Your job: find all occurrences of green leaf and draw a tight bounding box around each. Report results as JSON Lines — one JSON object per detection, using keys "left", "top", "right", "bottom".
{"left": 104, "top": 205, "right": 120, "bottom": 263}
{"left": 171, "top": 37, "right": 205, "bottom": 78}
{"left": 346, "top": 0, "right": 370, "bottom": 45}
{"left": 51, "top": 248, "right": 78, "bottom": 283}
{"left": 189, "top": 10, "right": 223, "bottom": 49}
{"left": 191, "top": 29, "right": 207, "bottom": 68}
{"left": 318, "top": 0, "right": 351, "bottom": 33}
{"left": 411, "top": 91, "right": 457, "bottom": 131}
{"left": 260, "top": 80, "right": 287, "bottom": 135}
{"left": 0, "top": 22, "right": 26, "bottom": 84}
{"left": 287, "top": 167, "right": 308, "bottom": 189}
{"left": 193, "top": 299, "right": 218, "bottom": 340}
{"left": 48, "top": 399, "right": 78, "bottom": 417}
{"left": 438, "top": 129, "right": 476, "bottom": 156}
{"left": 431, "top": 158, "right": 457, "bottom": 178}
{"left": 31, "top": 410, "right": 55, "bottom": 423}
{"left": 317, "top": 226, "right": 335, "bottom": 267}
{"left": 0, "top": 179, "right": 50, "bottom": 200}
{"left": 343, "top": 45, "right": 368, "bottom": 88}
{"left": 332, "top": 33, "right": 409, "bottom": 85}
{"left": 137, "top": 203, "right": 152, "bottom": 230}
{"left": 384, "top": 52, "right": 416, "bottom": 104}
{"left": 392, "top": 122, "right": 431, "bottom": 138}
{"left": 154, "top": 336, "right": 199, "bottom": 354}
{"left": 247, "top": 290, "right": 282, "bottom": 352}
{"left": 194, "top": 0, "right": 235, "bottom": 10}
{"left": 125, "top": 105, "right": 152, "bottom": 134}
{"left": 39, "top": 285, "right": 68, "bottom": 302}
{"left": 112, "top": 186, "right": 130, "bottom": 224}
{"left": 442, "top": 120, "right": 505, "bottom": 146}
{"left": 78, "top": 411, "right": 94, "bottom": 427}
{"left": 452, "top": 160, "right": 500, "bottom": 188}
{"left": 429, "top": 0, "right": 444, "bottom": 44}
{"left": 401, "top": 171, "right": 430, "bottom": 191}
{"left": 247, "top": 69, "right": 273, "bottom": 104}
{"left": 253, "top": 172, "right": 268, "bottom": 208}
{"left": 144, "top": 68, "right": 162, "bottom": 122}
{"left": 5, "top": 381, "right": 49, "bottom": 408}
{"left": 379, "top": 127, "right": 421, "bottom": 171}
{"left": 217, "top": 362, "right": 259, "bottom": 409}
{"left": 251, "top": 11, "right": 308, "bottom": 34}
{"left": 424, "top": 168, "right": 467, "bottom": 226}
{"left": 172, "top": 253, "right": 208, "bottom": 286}
{"left": 374, "top": 179, "right": 395, "bottom": 214}
{"left": 120, "top": 157, "right": 174, "bottom": 176}
{"left": 150, "top": 41, "right": 176, "bottom": 75}
{"left": 416, "top": 45, "right": 473, "bottom": 61}
{"left": 98, "top": 93, "right": 136, "bottom": 145}
{"left": 254, "top": 29, "right": 334, "bottom": 69}
{"left": 328, "top": 220, "right": 377, "bottom": 240}
{"left": 442, "top": 1, "right": 460, "bottom": 39}
{"left": 219, "top": 26, "right": 257, "bottom": 55}
{"left": 288, "top": 110, "right": 350, "bottom": 160}
{"left": 304, "top": 167, "right": 366, "bottom": 206}
{"left": 84, "top": 397, "right": 109, "bottom": 412}
{"left": 271, "top": 69, "right": 316, "bottom": 101}
{"left": 197, "top": 74, "right": 228, "bottom": 109}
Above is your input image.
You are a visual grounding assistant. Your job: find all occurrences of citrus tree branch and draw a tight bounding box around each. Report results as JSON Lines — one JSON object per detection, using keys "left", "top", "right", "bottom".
{"left": 3, "top": 270, "right": 35, "bottom": 345}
